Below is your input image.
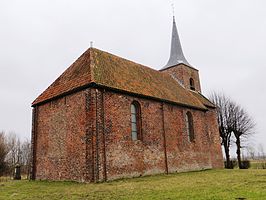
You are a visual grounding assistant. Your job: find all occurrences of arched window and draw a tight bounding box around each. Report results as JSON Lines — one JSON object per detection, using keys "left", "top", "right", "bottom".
{"left": 185, "top": 111, "right": 195, "bottom": 142}
{"left": 131, "top": 101, "right": 141, "bottom": 141}
{"left": 189, "top": 78, "right": 195, "bottom": 91}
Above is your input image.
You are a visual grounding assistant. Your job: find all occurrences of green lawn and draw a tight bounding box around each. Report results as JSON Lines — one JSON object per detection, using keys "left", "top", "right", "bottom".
{"left": 0, "top": 169, "right": 266, "bottom": 200}
{"left": 250, "top": 160, "right": 266, "bottom": 169}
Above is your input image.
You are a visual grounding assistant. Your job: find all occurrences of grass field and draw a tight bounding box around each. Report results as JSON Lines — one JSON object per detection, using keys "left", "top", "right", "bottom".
{"left": 0, "top": 169, "right": 266, "bottom": 200}
{"left": 250, "top": 160, "right": 266, "bottom": 169}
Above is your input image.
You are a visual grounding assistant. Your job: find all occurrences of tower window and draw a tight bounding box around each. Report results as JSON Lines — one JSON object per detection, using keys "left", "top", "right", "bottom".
{"left": 190, "top": 78, "right": 195, "bottom": 90}
{"left": 185, "top": 111, "right": 195, "bottom": 142}
{"left": 131, "top": 101, "right": 142, "bottom": 141}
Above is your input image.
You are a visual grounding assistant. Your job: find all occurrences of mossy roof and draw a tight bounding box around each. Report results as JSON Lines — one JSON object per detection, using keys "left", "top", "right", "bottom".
{"left": 32, "top": 48, "right": 207, "bottom": 110}
{"left": 190, "top": 90, "right": 216, "bottom": 108}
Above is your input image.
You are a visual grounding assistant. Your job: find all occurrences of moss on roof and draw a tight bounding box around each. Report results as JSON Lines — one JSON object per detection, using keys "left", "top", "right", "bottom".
{"left": 33, "top": 48, "right": 207, "bottom": 110}
{"left": 190, "top": 90, "right": 216, "bottom": 108}
{"left": 32, "top": 50, "right": 92, "bottom": 105}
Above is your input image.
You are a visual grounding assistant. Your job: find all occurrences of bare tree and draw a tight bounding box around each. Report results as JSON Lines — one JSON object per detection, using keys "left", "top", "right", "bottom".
{"left": 0, "top": 132, "right": 31, "bottom": 177}
{"left": 210, "top": 92, "right": 255, "bottom": 169}
{"left": 209, "top": 92, "right": 235, "bottom": 168}
{"left": 6, "top": 133, "right": 20, "bottom": 167}
{"left": 258, "top": 144, "right": 265, "bottom": 160}
{"left": 231, "top": 104, "right": 255, "bottom": 169}
{"left": 247, "top": 146, "right": 256, "bottom": 160}
{"left": 0, "top": 131, "right": 8, "bottom": 175}
{"left": 20, "top": 139, "right": 31, "bottom": 178}
{"left": 4, "top": 133, "right": 24, "bottom": 178}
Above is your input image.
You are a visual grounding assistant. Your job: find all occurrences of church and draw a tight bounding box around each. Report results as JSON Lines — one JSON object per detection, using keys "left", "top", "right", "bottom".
{"left": 30, "top": 17, "right": 223, "bottom": 182}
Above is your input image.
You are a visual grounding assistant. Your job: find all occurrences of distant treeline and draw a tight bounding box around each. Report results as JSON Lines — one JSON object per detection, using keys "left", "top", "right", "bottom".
{"left": 0, "top": 131, "right": 31, "bottom": 178}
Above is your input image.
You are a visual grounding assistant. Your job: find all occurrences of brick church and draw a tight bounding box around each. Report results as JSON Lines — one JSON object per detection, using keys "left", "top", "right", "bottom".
{"left": 30, "top": 17, "right": 223, "bottom": 182}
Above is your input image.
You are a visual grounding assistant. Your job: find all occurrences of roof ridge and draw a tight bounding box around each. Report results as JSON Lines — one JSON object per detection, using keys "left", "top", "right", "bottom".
{"left": 91, "top": 48, "right": 201, "bottom": 95}
{"left": 90, "top": 48, "right": 192, "bottom": 86}
{"left": 91, "top": 47, "right": 161, "bottom": 74}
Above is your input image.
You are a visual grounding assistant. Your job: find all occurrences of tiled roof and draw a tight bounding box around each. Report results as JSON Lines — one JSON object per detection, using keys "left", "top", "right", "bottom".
{"left": 32, "top": 49, "right": 92, "bottom": 105}
{"left": 32, "top": 48, "right": 207, "bottom": 110}
{"left": 190, "top": 91, "right": 216, "bottom": 108}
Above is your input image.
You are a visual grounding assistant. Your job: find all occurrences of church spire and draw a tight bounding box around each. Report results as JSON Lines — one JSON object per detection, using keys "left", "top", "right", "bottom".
{"left": 161, "top": 16, "right": 192, "bottom": 70}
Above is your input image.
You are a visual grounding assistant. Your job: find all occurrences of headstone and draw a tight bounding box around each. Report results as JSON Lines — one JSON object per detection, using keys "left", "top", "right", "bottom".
{"left": 14, "top": 164, "right": 21, "bottom": 180}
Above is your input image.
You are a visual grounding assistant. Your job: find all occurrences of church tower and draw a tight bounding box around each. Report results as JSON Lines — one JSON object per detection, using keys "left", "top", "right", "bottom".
{"left": 161, "top": 17, "right": 201, "bottom": 93}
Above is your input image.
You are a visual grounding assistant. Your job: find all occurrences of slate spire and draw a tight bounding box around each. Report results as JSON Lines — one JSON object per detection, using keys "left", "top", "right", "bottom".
{"left": 161, "top": 16, "right": 191, "bottom": 70}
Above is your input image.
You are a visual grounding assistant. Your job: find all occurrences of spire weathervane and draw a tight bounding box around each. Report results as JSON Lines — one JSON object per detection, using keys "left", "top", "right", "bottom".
{"left": 171, "top": 1, "right": 175, "bottom": 19}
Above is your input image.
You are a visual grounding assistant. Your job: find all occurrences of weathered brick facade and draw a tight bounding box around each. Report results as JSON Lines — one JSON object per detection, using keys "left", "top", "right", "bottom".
{"left": 32, "top": 91, "right": 88, "bottom": 181}
{"left": 162, "top": 64, "right": 202, "bottom": 92}
{"left": 31, "top": 75, "right": 223, "bottom": 182}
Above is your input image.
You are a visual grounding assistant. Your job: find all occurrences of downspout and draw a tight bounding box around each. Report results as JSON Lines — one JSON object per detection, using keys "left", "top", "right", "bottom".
{"left": 161, "top": 103, "right": 168, "bottom": 174}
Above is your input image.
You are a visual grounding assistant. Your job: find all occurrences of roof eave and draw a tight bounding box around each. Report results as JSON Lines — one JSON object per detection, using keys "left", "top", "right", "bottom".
{"left": 94, "top": 83, "right": 208, "bottom": 111}
{"left": 32, "top": 82, "right": 207, "bottom": 111}
{"left": 31, "top": 82, "right": 97, "bottom": 107}
{"left": 190, "top": 90, "right": 216, "bottom": 109}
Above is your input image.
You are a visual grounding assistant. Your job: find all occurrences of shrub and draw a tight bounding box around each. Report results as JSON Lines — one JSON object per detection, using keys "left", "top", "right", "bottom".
{"left": 260, "top": 162, "right": 266, "bottom": 169}
{"left": 224, "top": 160, "right": 238, "bottom": 169}
{"left": 241, "top": 160, "right": 250, "bottom": 169}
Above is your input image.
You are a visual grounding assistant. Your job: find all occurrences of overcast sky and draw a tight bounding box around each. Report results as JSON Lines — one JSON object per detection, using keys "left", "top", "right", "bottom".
{"left": 0, "top": 0, "right": 265, "bottom": 154}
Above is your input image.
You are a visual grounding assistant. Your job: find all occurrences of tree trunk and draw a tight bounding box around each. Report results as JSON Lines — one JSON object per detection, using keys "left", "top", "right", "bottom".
{"left": 224, "top": 143, "right": 231, "bottom": 169}
{"left": 236, "top": 137, "right": 242, "bottom": 169}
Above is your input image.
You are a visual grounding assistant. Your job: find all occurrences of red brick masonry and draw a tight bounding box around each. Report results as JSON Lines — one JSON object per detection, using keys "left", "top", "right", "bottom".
{"left": 31, "top": 87, "right": 223, "bottom": 182}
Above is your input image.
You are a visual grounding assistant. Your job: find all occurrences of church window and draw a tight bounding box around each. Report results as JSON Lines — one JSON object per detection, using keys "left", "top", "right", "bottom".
{"left": 131, "top": 101, "right": 141, "bottom": 141}
{"left": 186, "top": 111, "right": 195, "bottom": 142}
{"left": 190, "top": 78, "right": 195, "bottom": 90}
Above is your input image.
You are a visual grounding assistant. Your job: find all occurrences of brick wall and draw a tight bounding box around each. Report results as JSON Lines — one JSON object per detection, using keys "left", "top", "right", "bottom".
{"left": 100, "top": 90, "right": 223, "bottom": 180}
{"left": 32, "top": 87, "right": 223, "bottom": 182}
{"left": 34, "top": 90, "right": 88, "bottom": 182}
{"left": 162, "top": 64, "right": 202, "bottom": 92}
{"left": 103, "top": 91, "right": 166, "bottom": 180}
{"left": 205, "top": 109, "right": 224, "bottom": 168}
{"left": 163, "top": 105, "right": 213, "bottom": 172}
